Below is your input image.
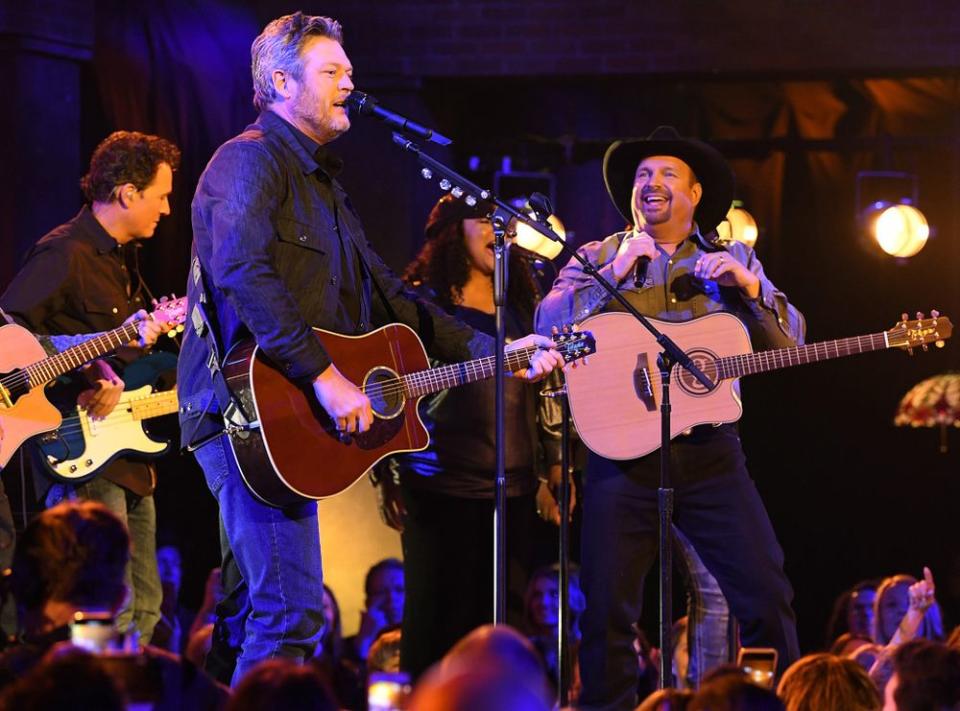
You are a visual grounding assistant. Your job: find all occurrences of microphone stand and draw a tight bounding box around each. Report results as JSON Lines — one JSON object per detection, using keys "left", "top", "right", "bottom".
{"left": 389, "top": 132, "right": 714, "bottom": 688}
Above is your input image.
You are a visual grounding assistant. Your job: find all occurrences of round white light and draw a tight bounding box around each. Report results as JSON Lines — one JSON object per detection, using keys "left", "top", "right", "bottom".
{"left": 873, "top": 204, "right": 929, "bottom": 258}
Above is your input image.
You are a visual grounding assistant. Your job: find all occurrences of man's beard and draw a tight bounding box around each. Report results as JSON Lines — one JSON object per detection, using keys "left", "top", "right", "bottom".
{"left": 292, "top": 87, "right": 348, "bottom": 143}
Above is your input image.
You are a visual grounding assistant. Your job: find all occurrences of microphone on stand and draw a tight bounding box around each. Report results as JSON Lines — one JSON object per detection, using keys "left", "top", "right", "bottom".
{"left": 345, "top": 91, "right": 452, "bottom": 146}
{"left": 528, "top": 192, "right": 554, "bottom": 225}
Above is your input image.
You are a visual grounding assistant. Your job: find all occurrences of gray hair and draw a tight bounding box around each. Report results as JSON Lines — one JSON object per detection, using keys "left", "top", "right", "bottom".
{"left": 251, "top": 12, "right": 343, "bottom": 112}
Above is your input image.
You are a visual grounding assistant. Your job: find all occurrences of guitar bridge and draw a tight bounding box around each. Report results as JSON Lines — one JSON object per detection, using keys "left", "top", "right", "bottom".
{"left": 633, "top": 353, "right": 656, "bottom": 412}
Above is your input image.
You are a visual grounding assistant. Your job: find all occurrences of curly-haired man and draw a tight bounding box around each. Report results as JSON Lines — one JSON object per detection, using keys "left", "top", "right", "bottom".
{"left": 1, "top": 130, "right": 181, "bottom": 644}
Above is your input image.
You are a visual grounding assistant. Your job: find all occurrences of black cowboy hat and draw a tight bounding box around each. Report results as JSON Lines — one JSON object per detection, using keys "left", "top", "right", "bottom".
{"left": 602, "top": 125, "right": 735, "bottom": 234}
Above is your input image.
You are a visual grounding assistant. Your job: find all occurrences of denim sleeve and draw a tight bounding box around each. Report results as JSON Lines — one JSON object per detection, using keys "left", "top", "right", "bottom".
{"left": 48, "top": 332, "right": 95, "bottom": 355}
{"left": 729, "top": 242, "right": 806, "bottom": 349}
{"left": 198, "top": 141, "right": 332, "bottom": 381}
{"left": 535, "top": 238, "right": 622, "bottom": 335}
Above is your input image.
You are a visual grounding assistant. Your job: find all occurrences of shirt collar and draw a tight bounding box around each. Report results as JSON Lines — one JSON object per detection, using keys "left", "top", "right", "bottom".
{"left": 78, "top": 205, "right": 123, "bottom": 255}
{"left": 261, "top": 110, "right": 344, "bottom": 180}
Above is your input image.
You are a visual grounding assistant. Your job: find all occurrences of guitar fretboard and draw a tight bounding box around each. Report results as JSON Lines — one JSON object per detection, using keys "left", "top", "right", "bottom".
{"left": 129, "top": 389, "right": 180, "bottom": 421}
{"left": 716, "top": 331, "right": 891, "bottom": 379}
{"left": 15, "top": 323, "right": 140, "bottom": 390}
{"left": 401, "top": 347, "right": 540, "bottom": 398}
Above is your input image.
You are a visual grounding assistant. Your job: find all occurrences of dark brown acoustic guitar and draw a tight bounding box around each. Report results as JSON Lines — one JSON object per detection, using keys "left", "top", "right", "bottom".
{"left": 221, "top": 324, "right": 595, "bottom": 506}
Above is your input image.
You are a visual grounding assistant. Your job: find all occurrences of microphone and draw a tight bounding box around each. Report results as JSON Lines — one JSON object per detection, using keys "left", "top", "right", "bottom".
{"left": 346, "top": 91, "right": 452, "bottom": 146}
{"left": 528, "top": 192, "right": 553, "bottom": 225}
{"left": 633, "top": 256, "right": 650, "bottom": 288}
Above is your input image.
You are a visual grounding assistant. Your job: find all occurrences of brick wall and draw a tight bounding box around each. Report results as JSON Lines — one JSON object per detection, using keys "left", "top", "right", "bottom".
{"left": 300, "top": 0, "right": 960, "bottom": 78}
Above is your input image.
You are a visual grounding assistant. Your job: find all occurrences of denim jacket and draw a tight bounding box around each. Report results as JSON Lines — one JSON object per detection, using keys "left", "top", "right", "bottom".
{"left": 178, "top": 111, "right": 490, "bottom": 448}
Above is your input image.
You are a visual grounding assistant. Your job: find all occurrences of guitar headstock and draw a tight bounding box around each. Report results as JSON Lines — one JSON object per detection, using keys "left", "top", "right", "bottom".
{"left": 149, "top": 295, "right": 189, "bottom": 337}
{"left": 552, "top": 327, "right": 596, "bottom": 363}
{"left": 889, "top": 310, "right": 952, "bottom": 354}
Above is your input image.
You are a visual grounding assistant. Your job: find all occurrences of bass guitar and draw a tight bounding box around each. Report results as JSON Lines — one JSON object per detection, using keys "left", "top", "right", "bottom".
{"left": 0, "top": 297, "right": 187, "bottom": 468}
{"left": 563, "top": 310, "right": 951, "bottom": 461}
{"left": 36, "top": 386, "right": 179, "bottom": 482}
{"left": 222, "top": 323, "right": 595, "bottom": 506}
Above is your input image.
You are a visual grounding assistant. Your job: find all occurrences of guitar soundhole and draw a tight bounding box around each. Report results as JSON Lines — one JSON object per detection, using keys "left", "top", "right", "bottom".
{"left": 364, "top": 367, "right": 405, "bottom": 419}
{"left": 676, "top": 349, "right": 721, "bottom": 396}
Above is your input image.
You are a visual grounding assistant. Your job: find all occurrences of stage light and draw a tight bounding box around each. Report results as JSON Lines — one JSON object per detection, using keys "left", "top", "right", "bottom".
{"left": 855, "top": 171, "right": 929, "bottom": 258}
{"left": 864, "top": 202, "right": 929, "bottom": 258}
{"left": 715, "top": 201, "right": 758, "bottom": 248}
{"left": 513, "top": 212, "right": 566, "bottom": 260}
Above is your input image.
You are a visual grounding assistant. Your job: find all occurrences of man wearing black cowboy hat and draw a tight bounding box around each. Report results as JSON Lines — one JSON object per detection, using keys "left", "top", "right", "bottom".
{"left": 536, "top": 126, "right": 805, "bottom": 708}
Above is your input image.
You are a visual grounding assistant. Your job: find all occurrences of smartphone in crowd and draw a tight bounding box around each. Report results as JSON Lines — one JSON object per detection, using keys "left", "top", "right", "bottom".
{"left": 737, "top": 647, "right": 778, "bottom": 689}
{"left": 368, "top": 671, "right": 412, "bottom": 711}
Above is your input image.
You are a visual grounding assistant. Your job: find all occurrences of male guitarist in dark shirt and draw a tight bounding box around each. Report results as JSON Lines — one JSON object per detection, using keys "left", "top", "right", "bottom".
{"left": 178, "top": 12, "right": 563, "bottom": 685}
{"left": 1, "top": 131, "right": 181, "bottom": 645}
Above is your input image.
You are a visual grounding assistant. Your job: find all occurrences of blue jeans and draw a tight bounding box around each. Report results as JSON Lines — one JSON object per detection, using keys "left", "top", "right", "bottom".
{"left": 192, "top": 434, "right": 324, "bottom": 685}
{"left": 673, "top": 525, "right": 734, "bottom": 687}
{"left": 72, "top": 477, "right": 162, "bottom": 643}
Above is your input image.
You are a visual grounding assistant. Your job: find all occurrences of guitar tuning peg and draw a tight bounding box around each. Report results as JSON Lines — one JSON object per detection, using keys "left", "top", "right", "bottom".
{"left": 916, "top": 311, "right": 924, "bottom": 322}
{"left": 936, "top": 340, "right": 946, "bottom": 348}
{"left": 900, "top": 312, "right": 909, "bottom": 326}
{"left": 922, "top": 343, "right": 929, "bottom": 351}
{"left": 931, "top": 309, "right": 940, "bottom": 323}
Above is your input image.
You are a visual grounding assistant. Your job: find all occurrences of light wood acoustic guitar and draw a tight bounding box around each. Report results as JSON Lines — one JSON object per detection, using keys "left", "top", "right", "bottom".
{"left": 36, "top": 386, "right": 179, "bottom": 482}
{"left": 564, "top": 310, "right": 951, "bottom": 461}
{"left": 222, "top": 323, "right": 595, "bottom": 506}
{"left": 0, "top": 297, "right": 187, "bottom": 468}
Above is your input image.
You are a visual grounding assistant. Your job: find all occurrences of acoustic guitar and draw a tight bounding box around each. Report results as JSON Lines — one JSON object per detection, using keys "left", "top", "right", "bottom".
{"left": 0, "top": 297, "right": 187, "bottom": 468}
{"left": 564, "top": 310, "right": 951, "bottom": 461}
{"left": 222, "top": 323, "right": 595, "bottom": 506}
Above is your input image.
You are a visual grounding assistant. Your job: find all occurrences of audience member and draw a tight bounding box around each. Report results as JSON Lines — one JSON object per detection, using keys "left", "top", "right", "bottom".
{"left": 523, "top": 563, "right": 585, "bottom": 701}
{"left": 311, "top": 584, "right": 363, "bottom": 710}
{"left": 824, "top": 580, "right": 878, "bottom": 647}
{"left": 828, "top": 632, "right": 874, "bottom": 657}
{"left": 0, "top": 501, "right": 227, "bottom": 708}
{"left": 0, "top": 645, "right": 124, "bottom": 711}
{"left": 409, "top": 624, "right": 553, "bottom": 711}
{"left": 345, "top": 559, "right": 404, "bottom": 664}
{"left": 152, "top": 544, "right": 196, "bottom": 652}
{"left": 636, "top": 687, "right": 695, "bottom": 711}
{"left": 874, "top": 572, "right": 942, "bottom": 645}
{"left": 690, "top": 673, "right": 784, "bottom": 711}
{"left": 633, "top": 626, "right": 661, "bottom": 703}
{"left": 947, "top": 625, "right": 960, "bottom": 651}
{"left": 227, "top": 659, "right": 337, "bottom": 711}
{"left": 0, "top": 500, "right": 131, "bottom": 685}
{"left": 883, "top": 639, "right": 960, "bottom": 711}
{"left": 777, "top": 653, "right": 880, "bottom": 711}
{"left": 368, "top": 625, "right": 402, "bottom": 674}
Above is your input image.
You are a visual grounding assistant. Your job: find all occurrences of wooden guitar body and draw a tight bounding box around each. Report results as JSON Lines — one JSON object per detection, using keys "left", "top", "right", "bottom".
{"left": 224, "top": 324, "right": 431, "bottom": 506}
{"left": 0, "top": 324, "right": 62, "bottom": 467}
{"left": 564, "top": 311, "right": 751, "bottom": 460}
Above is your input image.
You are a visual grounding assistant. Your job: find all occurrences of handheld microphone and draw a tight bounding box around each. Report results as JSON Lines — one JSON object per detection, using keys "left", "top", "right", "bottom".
{"left": 633, "top": 257, "right": 650, "bottom": 288}
{"left": 346, "top": 91, "right": 452, "bottom": 146}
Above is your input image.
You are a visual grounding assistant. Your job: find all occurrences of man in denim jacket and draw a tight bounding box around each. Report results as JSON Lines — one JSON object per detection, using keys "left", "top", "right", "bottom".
{"left": 178, "top": 12, "right": 562, "bottom": 685}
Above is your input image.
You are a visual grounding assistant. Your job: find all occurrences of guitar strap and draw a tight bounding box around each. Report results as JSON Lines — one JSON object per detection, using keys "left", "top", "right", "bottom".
{"left": 337, "top": 215, "right": 402, "bottom": 328}
{"left": 189, "top": 246, "right": 253, "bottom": 431}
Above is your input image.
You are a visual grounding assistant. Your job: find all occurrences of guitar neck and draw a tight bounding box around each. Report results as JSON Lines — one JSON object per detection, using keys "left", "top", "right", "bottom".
{"left": 402, "top": 347, "right": 539, "bottom": 397}
{"left": 129, "top": 389, "right": 180, "bottom": 421}
{"left": 26, "top": 323, "right": 140, "bottom": 388}
{"left": 717, "top": 331, "right": 893, "bottom": 379}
